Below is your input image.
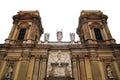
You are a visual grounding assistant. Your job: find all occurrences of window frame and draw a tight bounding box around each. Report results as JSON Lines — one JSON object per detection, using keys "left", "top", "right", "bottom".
{"left": 17, "top": 28, "right": 26, "bottom": 40}
{"left": 94, "top": 28, "right": 103, "bottom": 41}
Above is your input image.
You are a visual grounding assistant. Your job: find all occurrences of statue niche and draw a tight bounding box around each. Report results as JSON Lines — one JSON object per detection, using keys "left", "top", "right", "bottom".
{"left": 106, "top": 65, "right": 114, "bottom": 79}
{"left": 2, "top": 63, "right": 14, "bottom": 80}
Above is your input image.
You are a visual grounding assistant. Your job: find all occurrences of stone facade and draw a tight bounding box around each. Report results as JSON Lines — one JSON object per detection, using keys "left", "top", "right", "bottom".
{"left": 0, "top": 10, "right": 120, "bottom": 80}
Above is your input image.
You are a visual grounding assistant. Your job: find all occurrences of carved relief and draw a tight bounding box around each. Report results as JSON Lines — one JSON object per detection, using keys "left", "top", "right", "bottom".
{"left": 48, "top": 63, "right": 57, "bottom": 77}
{"left": 47, "top": 50, "right": 72, "bottom": 77}
{"left": 90, "top": 54, "right": 98, "bottom": 61}
{"left": 22, "top": 50, "right": 30, "bottom": 60}
{"left": 48, "top": 63, "right": 70, "bottom": 77}
{"left": 62, "top": 63, "right": 71, "bottom": 77}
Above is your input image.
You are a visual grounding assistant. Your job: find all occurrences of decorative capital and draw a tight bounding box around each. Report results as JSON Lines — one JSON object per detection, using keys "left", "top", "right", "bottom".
{"left": 90, "top": 54, "right": 98, "bottom": 61}
{"left": 99, "top": 56, "right": 114, "bottom": 62}
{"left": 0, "top": 51, "right": 7, "bottom": 59}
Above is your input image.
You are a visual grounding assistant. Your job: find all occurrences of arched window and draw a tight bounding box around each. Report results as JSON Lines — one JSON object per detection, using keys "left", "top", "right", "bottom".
{"left": 94, "top": 28, "right": 103, "bottom": 40}
{"left": 17, "top": 28, "right": 26, "bottom": 40}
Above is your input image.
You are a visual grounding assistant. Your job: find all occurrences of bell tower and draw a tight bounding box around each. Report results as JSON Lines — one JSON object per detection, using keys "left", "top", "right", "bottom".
{"left": 5, "top": 10, "right": 43, "bottom": 44}
{"left": 77, "top": 10, "right": 116, "bottom": 44}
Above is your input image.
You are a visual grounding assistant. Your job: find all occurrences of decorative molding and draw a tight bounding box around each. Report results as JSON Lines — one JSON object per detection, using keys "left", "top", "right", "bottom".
{"left": 89, "top": 22, "right": 103, "bottom": 29}
{"left": 71, "top": 55, "right": 85, "bottom": 60}
{"left": 17, "top": 22, "right": 31, "bottom": 29}
{"left": 35, "top": 55, "right": 47, "bottom": 61}
{"left": 44, "top": 77, "right": 74, "bottom": 80}
{"left": 99, "top": 56, "right": 114, "bottom": 62}
{"left": 90, "top": 54, "right": 98, "bottom": 61}
{"left": 5, "top": 56, "right": 20, "bottom": 61}
{"left": 113, "top": 53, "right": 120, "bottom": 61}
{"left": 0, "top": 51, "right": 7, "bottom": 59}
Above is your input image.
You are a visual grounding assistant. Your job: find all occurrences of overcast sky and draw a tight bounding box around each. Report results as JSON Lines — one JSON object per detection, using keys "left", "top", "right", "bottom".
{"left": 0, "top": 0, "right": 120, "bottom": 43}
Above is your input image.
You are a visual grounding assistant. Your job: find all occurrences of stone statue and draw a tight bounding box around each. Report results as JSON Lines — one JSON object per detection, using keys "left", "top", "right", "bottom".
{"left": 5, "top": 65, "right": 13, "bottom": 79}
{"left": 70, "top": 33, "right": 75, "bottom": 42}
{"left": 106, "top": 65, "right": 114, "bottom": 79}
{"left": 57, "top": 31, "right": 63, "bottom": 42}
{"left": 44, "top": 33, "right": 49, "bottom": 42}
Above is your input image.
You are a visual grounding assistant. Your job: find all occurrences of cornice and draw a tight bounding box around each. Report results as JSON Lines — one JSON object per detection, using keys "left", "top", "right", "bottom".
{"left": 0, "top": 43, "right": 120, "bottom": 50}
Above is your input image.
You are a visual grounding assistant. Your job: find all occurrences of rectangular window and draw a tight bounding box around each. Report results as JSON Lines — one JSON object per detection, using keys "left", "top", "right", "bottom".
{"left": 94, "top": 28, "right": 103, "bottom": 40}
{"left": 17, "top": 29, "right": 26, "bottom": 40}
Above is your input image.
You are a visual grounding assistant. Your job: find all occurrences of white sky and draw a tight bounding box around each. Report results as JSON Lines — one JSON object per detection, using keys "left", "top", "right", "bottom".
{"left": 0, "top": 0, "right": 120, "bottom": 43}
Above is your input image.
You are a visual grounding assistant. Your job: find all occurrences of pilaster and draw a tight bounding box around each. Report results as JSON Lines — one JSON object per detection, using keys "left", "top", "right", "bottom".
{"left": 0, "top": 60, "right": 7, "bottom": 79}
{"left": 13, "top": 59, "right": 21, "bottom": 80}
{"left": 90, "top": 54, "right": 102, "bottom": 80}
{"left": 98, "top": 58, "right": 106, "bottom": 80}
{"left": 79, "top": 56, "right": 86, "bottom": 80}
{"left": 40, "top": 56, "right": 47, "bottom": 80}
{"left": 72, "top": 56, "right": 78, "bottom": 80}
{"left": 76, "top": 56, "right": 81, "bottom": 80}
{"left": 38, "top": 56, "right": 42, "bottom": 80}
{"left": 113, "top": 59, "right": 120, "bottom": 80}
{"left": 84, "top": 56, "right": 93, "bottom": 80}
{"left": 26, "top": 56, "right": 35, "bottom": 80}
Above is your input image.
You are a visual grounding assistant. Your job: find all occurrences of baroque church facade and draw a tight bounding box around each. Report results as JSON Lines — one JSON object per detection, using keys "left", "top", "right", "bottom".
{"left": 0, "top": 10, "right": 120, "bottom": 80}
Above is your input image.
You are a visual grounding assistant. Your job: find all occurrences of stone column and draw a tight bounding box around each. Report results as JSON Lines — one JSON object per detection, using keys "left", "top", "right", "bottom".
{"left": 17, "top": 60, "right": 29, "bottom": 80}
{"left": 26, "top": 56, "right": 35, "bottom": 80}
{"left": 102, "top": 28, "right": 108, "bottom": 40}
{"left": 27, "top": 24, "right": 32, "bottom": 40}
{"left": 76, "top": 56, "right": 81, "bottom": 80}
{"left": 40, "top": 56, "right": 47, "bottom": 80}
{"left": 8, "top": 23, "right": 17, "bottom": 39}
{"left": 113, "top": 61, "right": 120, "bottom": 80}
{"left": 38, "top": 57, "right": 42, "bottom": 80}
{"left": 29, "top": 19, "right": 36, "bottom": 40}
{"left": 79, "top": 57, "right": 86, "bottom": 80}
{"left": 103, "top": 21, "right": 112, "bottom": 39}
{"left": 72, "top": 57, "right": 78, "bottom": 80}
{"left": 13, "top": 60, "right": 21, "bottom": 80}
{"left": 83, "top": 22, "right": 91, "bottom": 40}
{"left": 84, "top": 56, "right": 93, "bottom": 80}
{"left": 98, "top": 58, "right": 106, "bottom": 80}
{"left": 0, "top": 60, "right": 7, "bottom": 79}
{"left": 12, "top": 25, "right": 19, "bottom": 40}
{"left": 90, "top": 55, "right": 102, "bottom": 80}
